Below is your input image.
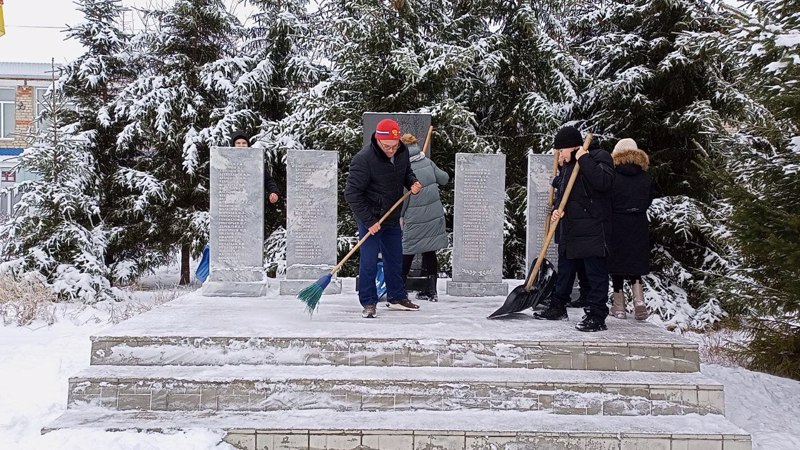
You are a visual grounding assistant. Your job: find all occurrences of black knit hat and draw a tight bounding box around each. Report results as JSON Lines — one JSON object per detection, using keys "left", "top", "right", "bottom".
{"left": 553, "top": 126, "right": 583, "bottom": 149}
{"left": 230, "top": 130, "right": 250, "bottom": 147}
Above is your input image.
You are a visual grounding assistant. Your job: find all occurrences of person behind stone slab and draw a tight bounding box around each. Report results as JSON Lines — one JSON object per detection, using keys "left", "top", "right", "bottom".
{"left": 399, "top": 133, "right": 450, "bottom": 303}
{"left": 534, "top": 126, "right": 615, "bottom": 332}
{"left": 608, "top": 138, "right": 654, "bottom": 321}
{"left": 230, "top": 130, "right": 280, "bottom": 205}
{"left": 345, "top": 119, "right": 423, "bottom": 319}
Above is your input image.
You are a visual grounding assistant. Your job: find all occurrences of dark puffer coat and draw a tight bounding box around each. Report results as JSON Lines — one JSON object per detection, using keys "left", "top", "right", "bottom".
{"left": 554, "top": 146, "right": 616, "bottom": 259}
{"left": 345, "top": 134, "right": 418, "bottom": 226}
{"left": 608, "top": 148, "right": 653, "bottom": 275}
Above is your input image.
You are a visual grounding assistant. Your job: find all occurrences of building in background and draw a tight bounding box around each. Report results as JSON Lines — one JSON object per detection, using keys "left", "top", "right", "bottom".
{"left": 0, "top": 62, "right": 57, "bottom": 217}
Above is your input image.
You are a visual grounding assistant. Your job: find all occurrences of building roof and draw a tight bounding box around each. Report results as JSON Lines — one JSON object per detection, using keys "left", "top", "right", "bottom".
{"left": 0, "top": 62, "right": 63, "bottom": 81}
{"left": 0, "top": 148, "right": 24, "bottom": 156}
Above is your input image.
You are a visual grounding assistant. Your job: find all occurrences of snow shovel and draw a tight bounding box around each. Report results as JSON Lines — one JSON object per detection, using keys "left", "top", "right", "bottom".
{"left": 488, "top": 134, "right": 592, "bottom": 319}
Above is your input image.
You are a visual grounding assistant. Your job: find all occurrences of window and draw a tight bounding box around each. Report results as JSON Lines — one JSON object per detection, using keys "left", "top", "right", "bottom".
{"left": 0, "top": 88, "right": 15, "bottom": 139}
{"left": 1, "top": 170, "right": 15, "bottom": 183}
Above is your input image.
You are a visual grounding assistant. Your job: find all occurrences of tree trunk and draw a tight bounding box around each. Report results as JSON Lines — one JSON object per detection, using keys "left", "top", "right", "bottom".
{"left": 179, "top": 243, "right": 191, "bottom": 285}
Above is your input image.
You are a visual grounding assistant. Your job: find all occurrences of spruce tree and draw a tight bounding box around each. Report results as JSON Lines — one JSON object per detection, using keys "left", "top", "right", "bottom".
{"left": 567, "top": 0, "right": 760, "bottom": 328}
{"left": 59, "top": 0, "right": 156, "bottom": 284}
{"left": 114, "top": 0, "right": 237, "bottom": 284}
{"left": 709, "top": 0, "right": 800, "bottom": 378}
{"left": 0, "top": 77, "right": 118, "bottom": 302}
{"left": 210, "top": 0, "right": 323, "bottom": 275}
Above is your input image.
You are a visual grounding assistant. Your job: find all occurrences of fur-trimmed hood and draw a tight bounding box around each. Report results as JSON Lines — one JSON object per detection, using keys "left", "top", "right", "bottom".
{"left": 612, "top": 148, "right": 649, "bottom": 171}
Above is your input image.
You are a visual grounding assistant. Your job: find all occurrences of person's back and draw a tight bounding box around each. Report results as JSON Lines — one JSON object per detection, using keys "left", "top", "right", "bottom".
{"left": 399, "top": 133, "right": 449, "bottom": 301}
{"left": 608, "top": 138, "right": 653, "bottom": 320}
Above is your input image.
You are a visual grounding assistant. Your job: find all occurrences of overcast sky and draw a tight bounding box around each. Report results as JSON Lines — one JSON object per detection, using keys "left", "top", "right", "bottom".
{"left": 0, "top": 0, "right": 265, "bottom": 64}
{"left": 0, "top": 0, "right": 85, "bottom": 63}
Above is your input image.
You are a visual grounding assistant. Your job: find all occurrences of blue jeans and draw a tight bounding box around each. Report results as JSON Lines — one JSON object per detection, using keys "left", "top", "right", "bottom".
{"left": 357, "top": 222, "right": 407, "bottom": 306}
{"left": 550, "top": 245, "right": 610, "bottom": 319}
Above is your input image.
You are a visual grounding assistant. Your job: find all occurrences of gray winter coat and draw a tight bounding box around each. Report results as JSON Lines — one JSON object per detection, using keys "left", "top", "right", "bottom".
{"left": 401, "top": 144, "right": 450, "bottom": 255}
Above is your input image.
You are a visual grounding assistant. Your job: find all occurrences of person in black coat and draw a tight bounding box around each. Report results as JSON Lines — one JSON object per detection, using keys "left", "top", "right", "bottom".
{"left": 230, "top": 130, "right": 280, "bottom": 205}
{"left": 534, "top": 126, "right": 615, "bottom": 332}
{"left": 607, "top": 138, "right": 653, "bottom": 321}
{"left": 345, "top": 119, "right": 422, "bottom": 319}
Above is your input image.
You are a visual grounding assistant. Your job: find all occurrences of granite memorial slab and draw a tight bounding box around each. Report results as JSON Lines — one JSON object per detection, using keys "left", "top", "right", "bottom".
{"left": 203, "top": 146, "right": 268, "bottom": 297}
{"left": 447, "top": 153, "right": 508, "bottom": 297}
{"left": 280, "top": 150, "right": 341, "bottom": 295}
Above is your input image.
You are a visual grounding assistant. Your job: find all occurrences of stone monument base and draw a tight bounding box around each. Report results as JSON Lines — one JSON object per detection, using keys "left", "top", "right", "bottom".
{"left": 280, "top": 279, "right": 342, "bottom": 295}
{"left": 202, "top": 281, "right": 268, "bottom": 297}
{"left": 446, "top": 281, "right": 508, "bottom": 297}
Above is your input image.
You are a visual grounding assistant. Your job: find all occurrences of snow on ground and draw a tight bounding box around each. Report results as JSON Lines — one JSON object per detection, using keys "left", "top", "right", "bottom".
{"left": 703, "top": 364, "right": 800, "bottom": 450}
{"left": 0, "top": 286, "right": 230, "bottom": 449}
{"left": 0, "top": 278, "right": 799, "bottom": 449}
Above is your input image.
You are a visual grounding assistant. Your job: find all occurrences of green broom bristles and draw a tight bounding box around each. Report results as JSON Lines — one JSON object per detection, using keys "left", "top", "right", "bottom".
{"left": 297, "top": 273, "right": 332, "bottom": 314}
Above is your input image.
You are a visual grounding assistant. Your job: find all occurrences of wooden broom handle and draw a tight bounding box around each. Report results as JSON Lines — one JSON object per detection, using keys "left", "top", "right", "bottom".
{"left": 524, "top": 133, "right": 593, "bottom": 290}
{"left": 331, "top": 190, "right": 414, "bottom": 275}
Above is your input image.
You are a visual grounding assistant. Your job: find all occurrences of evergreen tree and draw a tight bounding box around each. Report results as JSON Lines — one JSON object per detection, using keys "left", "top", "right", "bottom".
{"left": 276, "top": 0, "right": 496, "bottom": 275}
{"left": 567, "top": 0, "right": 763, "bottom": 328}
{"left": 463, "top": 1, "right": 581, "bottom": 276}
{"left": 0, "top": 78, "right": 119, "bottom": 302}
{"left": 207, "top": 0, "right": 324, "bottom": 275}
{"left": 114, "top": 0, "right": 237, "bottom": 284}
{"left": 59, "top": 0, "right": 154, "bottom": 285}
{"left": 704, "top": 0, "right": 800, "bottom": 378}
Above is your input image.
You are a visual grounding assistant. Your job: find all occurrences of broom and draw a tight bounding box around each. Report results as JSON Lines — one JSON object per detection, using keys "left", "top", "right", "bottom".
{"left": 298, "top": 189, "right": 415, "bottom": 314}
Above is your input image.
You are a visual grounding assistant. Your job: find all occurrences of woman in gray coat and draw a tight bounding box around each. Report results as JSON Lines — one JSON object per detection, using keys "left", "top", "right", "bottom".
{"left": 400, "top": 133, "right": 450, "bottom": 301}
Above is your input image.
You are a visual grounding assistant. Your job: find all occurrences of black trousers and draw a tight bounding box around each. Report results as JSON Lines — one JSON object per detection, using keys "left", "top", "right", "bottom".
{"left": 402, "top": 251, "right": 438, "bottom": 280}
{"left": 550, "top": 245, "right": 610, "bottom": 319}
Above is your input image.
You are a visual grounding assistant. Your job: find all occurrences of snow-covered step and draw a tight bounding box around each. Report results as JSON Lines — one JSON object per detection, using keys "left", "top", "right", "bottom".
{"left": 90, "top": 293, "right": 700, "bottom": 371}
{"left": 44, "top": 408, "right": 752, "bottom": 450}
{"left": 90, "top": 335, "right": 700, "bottom": 372}
{"left": 68, "top": 365, "right": 724, "bottom": 416}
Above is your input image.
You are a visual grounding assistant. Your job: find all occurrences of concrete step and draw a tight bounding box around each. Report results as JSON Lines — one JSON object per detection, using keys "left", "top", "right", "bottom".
{"left": 68, "top": 365, "right": 723, "bottom": 416}
{"left": 44, "top": 408, "right": 752, "bottom": 450}
{"left": 90, "top": 335, "right": 700, "bottom": 372}
{"left": 90, "top": 293, "right": 700, "bottom": 372}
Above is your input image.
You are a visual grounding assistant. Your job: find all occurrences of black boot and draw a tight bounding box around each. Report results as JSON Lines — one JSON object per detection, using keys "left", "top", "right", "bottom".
{"left": 575, "top": 315, "right": 607, "bottom": 332}
{"left": 427, "top": 275, "right": 438, "bottom": 302}
{"left": 533, "top": 303, "right": 568, "bottom": 320}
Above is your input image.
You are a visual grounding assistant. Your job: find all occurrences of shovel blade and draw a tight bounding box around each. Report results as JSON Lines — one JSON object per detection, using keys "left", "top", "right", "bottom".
{"left": 487, "top": 258, "right": 557, "bottom": 319}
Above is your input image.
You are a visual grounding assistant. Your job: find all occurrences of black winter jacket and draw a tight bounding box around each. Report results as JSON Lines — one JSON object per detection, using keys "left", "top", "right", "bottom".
{"left": 345, "top": 134, "right": 418, "bottom": 226}
{"left": 553, "top": 147, "right": 615, "bottom": 259}
{"left": 608, "top": 148, "right": 654, "bottom": 275}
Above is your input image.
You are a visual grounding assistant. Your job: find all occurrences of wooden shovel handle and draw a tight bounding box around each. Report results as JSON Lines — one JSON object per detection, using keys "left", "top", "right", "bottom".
{"left": 422, "top": 126, "right": 433, "bottom": 156}
{"left": 524, "top": 133, "right": 593, "bottom": 290}
{"left": 331, "top": 190, "right": 414, "bottom": 275}
{"left": 543, "top": 151, "right": 559, "bottom": 237}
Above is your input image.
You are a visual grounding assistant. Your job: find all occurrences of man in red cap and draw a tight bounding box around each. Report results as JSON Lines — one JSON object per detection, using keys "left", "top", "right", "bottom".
{"left": 345, "top": 119, "right": 423, "bottom": 318}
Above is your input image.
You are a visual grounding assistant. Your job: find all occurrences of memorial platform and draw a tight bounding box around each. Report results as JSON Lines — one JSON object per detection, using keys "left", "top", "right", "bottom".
{"left": 45, "top": 279, "right": 751, "bottom": 449}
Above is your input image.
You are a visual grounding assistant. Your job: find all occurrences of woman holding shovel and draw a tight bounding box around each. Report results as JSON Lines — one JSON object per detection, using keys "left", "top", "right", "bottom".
{"left": 533, "top": 126, "right": 615, "bottom": 332}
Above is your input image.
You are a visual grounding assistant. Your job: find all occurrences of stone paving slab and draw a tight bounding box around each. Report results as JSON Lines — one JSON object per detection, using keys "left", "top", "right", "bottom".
{"left": 43, "top": 408, "right": 752, "bottom": 450}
